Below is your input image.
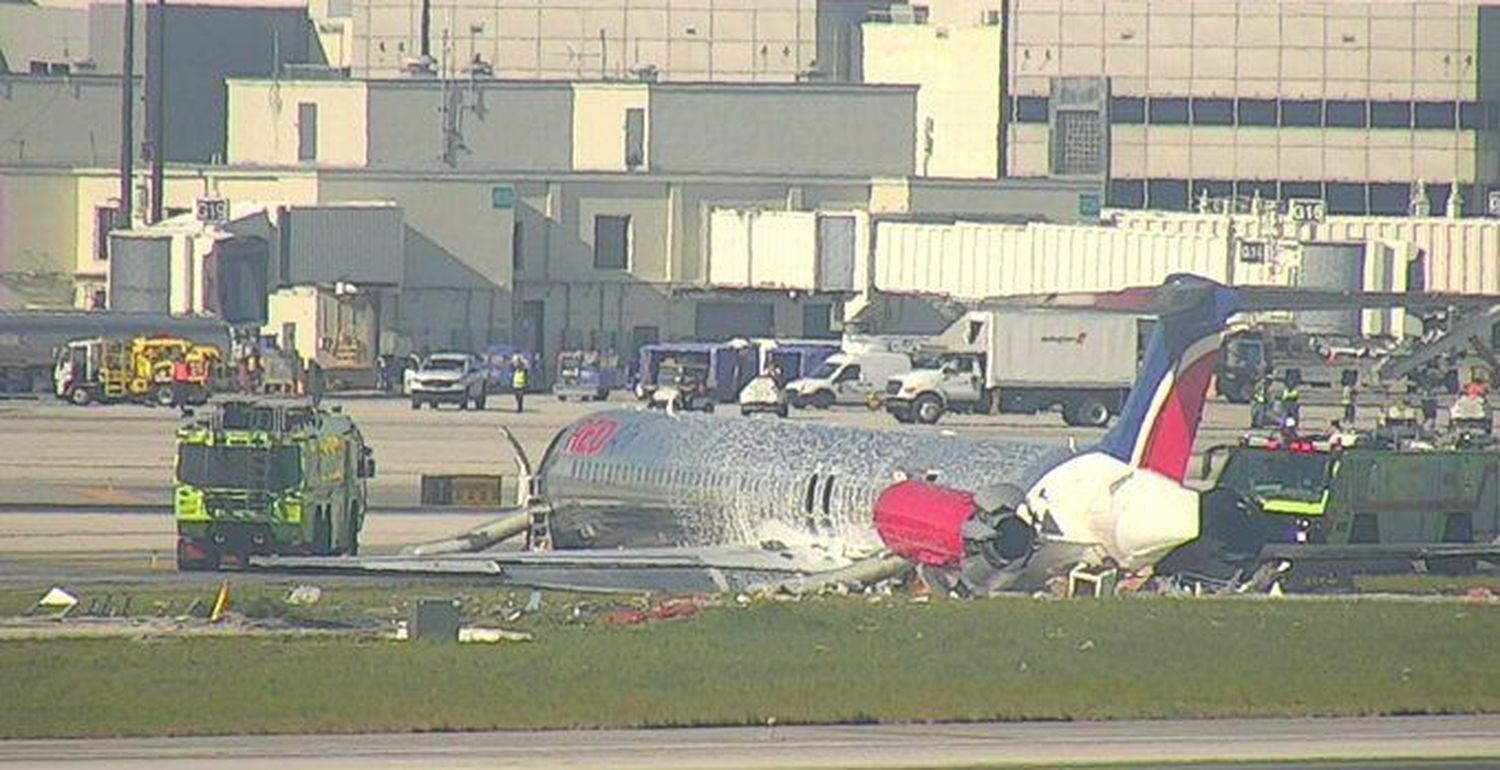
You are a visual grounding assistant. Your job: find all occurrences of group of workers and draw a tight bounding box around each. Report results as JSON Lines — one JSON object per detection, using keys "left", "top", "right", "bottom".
{"left": 1250, "top": 367, "right": 1492, "bottom": 438}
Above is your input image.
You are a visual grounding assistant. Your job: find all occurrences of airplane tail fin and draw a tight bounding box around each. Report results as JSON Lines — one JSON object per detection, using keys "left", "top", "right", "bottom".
{"left": 1095, "top": 275, "right": 1241, "bottom": 483}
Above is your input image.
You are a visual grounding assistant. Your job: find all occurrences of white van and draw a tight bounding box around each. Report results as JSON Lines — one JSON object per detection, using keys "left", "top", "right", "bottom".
{"left": 784, "top": 351, "right": 911, "bottom": 409}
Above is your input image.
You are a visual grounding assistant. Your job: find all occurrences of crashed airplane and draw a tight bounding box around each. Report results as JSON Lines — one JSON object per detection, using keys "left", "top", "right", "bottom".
{"left": 262, "top": 275, "right": 1466, "bottom": 594}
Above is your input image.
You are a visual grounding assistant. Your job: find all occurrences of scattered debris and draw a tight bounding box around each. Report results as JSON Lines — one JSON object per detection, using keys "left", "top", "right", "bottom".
{"left": 598, "top": 597, "right": 705, "bottom": 627}
{"left": 31, "top": 587, "right": 78, "bottom": 618}
{"left": 210, "top": 580, "right": 231, "bottom": 623}
{"left": 458, "top": 627, "right": 533, "bottom": 644}
{"left": 1465, "top": 586, "right": 1496, "bottom": 603}
{"left": 284, "top": 585, "right": 323, "bottom": 606}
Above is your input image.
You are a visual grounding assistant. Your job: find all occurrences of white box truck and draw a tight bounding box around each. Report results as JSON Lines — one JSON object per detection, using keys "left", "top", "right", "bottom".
{"left": 884, "top": 310, "right": 1145, "bottom": 426}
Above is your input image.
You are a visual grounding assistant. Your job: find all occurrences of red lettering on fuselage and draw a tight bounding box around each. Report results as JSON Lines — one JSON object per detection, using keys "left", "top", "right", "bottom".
{"left": 565, "top": 418, "right": 620, "bottom": 456}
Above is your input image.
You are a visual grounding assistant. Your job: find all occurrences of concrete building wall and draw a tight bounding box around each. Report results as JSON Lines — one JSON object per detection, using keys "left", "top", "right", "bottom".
{"left": 0, "top": 170, "right": 80, "bottom": 308}
{"left": 347, "top": 0, "right": 834, "bottom": 82}
{"left": 228, "top": 81, "right": 370, "bottom": 167}
{"left": 862, "top": 23, "right": 1000, "bottom": 179}
{"left": 648, "top": 84, "right": 916, "bottom": 176}
{"left": 89, "top": 3, "right": 323, "bottom": 163}
{"left": 571, "top": 83, "right": 649, "bottom": 172}
{"left": 0, "top": 75, "right": 138, "bottom": 166}
{"left": 0, "top": 3, "right": 90, "bottom": 73}
{"left": 365, "top": 81, "right": 574, "bottom": 171}
{"left": 68, "top": 168, "right": 321, "bottom": 287}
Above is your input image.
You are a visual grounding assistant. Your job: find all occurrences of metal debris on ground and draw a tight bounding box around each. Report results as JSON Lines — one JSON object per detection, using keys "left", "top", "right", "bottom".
{"left": 598, "top": 597, "right": 705, "bottom": 627}
{"left": 31, "top": 587, "right": 79, "bottom": 618}
{"left": 458, "top": 627, "right": 534, "bottom": 644}
{"left": 284, "top": 585, "right": 323, "bottom": 606}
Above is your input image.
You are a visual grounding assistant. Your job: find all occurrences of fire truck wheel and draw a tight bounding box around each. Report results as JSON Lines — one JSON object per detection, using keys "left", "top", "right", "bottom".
{"left": 67, "top": 387, "right": 93, "bottom": 406}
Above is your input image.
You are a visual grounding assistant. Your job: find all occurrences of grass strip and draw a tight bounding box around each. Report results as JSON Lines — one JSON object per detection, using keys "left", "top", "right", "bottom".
{"left": 2, "top": 595, "right": 1498, "bottom": 738}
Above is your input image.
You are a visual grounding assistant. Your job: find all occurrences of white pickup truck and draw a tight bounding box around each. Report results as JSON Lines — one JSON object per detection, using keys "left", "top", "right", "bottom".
{"left": 409, "top": 352, "right": 488, "bottom": 410}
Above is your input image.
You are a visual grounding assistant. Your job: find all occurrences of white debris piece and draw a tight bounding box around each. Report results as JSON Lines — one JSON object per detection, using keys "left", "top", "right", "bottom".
{"left": 284, "top": 585, "right": 323, "bottom": 606}
{"left": 458, "top": 627, "right": 533, "bottom": 643}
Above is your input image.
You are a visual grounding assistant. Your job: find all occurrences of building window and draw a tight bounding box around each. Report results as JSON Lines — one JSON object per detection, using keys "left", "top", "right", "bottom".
{"left": 1237, "top": 99, "right": 1276, "bottom": 126}
{"left": 94, "top": 205, "right": 120, "bottom": 260}
{"left": 1413, "top": 101, "right": 1455, "bottom": 129}
{"left": 1146, "top": 178, "right": 1189, "bottom": 210}
{"left": 1368, "top": 183, "right": 1408, "bottom": 215}
{"left": 1107, "top": 179, "right": 1145, "bottom": 208}
{"left": 1459, "top": 102, "right": 1483, "bottom": 130}
{"left": 1109, "top": 97, "right": 1145, "bottom": 124}
{"left": 1190, "top": 179, "right": 1232, "bottom": 202}
{"left": 624, "top": 107, "right": 645, "bottom": 169}
{"left": 1053, "top": 110, "right": 1105, "bottom": 175}
{"left": 512, "top": 220, "right": 524, "bottom": 272}
{"left": 1147, "top": 97, "right": 1188, "bottom": 125}
{"left": 1326, "top": 183, "right": 1365, "bottom": 215}
{"left": 1011, "top": 96, "right": 1049, "bottom": 123}
{"left": 1280, "top": 100, "right": 1322, "bottom": 127}
{"left": 1325, "top": 100, "right": 1368, "bottom": 128}
{"left": 296, "top": 102, "right": 318, "bottom": 161}
{"left": 1280, "top": 181, "right": 1322, "bottom": 201}
{"left": 1370, "top": 101, "right": 1411, "bottom": 129}
{"left": 593, "top": 215, "right": 630, "bottom": 270}
{"left": 1191, "top": 98, "right": 1233, "bottom": 126}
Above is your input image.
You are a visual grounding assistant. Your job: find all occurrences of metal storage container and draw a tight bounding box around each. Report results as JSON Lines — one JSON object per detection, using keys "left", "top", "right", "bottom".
{"left": 107, "top": 234, "right": 171, "bottom": 313}
{"left": 280, "top": 204, "right": 404, "bottom": 286}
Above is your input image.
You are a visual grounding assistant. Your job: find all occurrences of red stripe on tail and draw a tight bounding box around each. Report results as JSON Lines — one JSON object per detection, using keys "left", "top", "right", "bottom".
{"left": 1138, "top": 349, "right": 1221, "bottom": 482}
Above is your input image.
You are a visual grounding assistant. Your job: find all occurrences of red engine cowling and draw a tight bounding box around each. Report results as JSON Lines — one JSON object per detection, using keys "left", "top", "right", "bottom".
{"left": 872, "top": 480, "right": 976, "bottom": 566}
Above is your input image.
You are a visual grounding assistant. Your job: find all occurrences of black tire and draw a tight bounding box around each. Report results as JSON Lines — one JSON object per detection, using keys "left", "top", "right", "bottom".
{"left": 557, "top": 394, "right": 567, "bottom": 402}
{"left": 1071, "top": 398, "right": 1112, "bottom": 428}
{"left": 344, "top": 503, "right": 362, "bottom": 556}
{"left": 313, "top": 507, "right": 333, "bottom": 555}
{"left": 410, "top": 399, "right": 421, "bottom": 410}
{"left": 810, "top": 390, "right": 835, "bottom": 410}
{"left": 777, "top": 403, "right": 789, "bottom": 419}
{"left": 153, "top": 385, "right": 175, "bottom": 407}
{"left": 67, "top": 387, "right": 93, "bottom": 406}
{"left": 702, "top": 401, "right": 716, "bottom": 414}
{"left": 475, "top": 391, "right": 487, "bottom": 410}
{"left": 913, "top": 394, "right": 944, "bottom": 425}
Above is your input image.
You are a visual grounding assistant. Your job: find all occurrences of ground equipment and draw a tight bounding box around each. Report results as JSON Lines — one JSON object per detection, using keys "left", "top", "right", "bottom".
{"left": 55, "top": 335, "right": 222, "bottom": 406}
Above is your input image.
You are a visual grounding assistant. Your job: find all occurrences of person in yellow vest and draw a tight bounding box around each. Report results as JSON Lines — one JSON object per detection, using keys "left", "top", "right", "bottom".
{"left": 510, "top": 358, "right": 528, "bottom": 413}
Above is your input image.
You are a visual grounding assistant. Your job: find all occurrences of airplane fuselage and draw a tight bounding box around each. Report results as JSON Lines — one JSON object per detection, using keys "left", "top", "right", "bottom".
{"left": 533, "top": 409, "right": 1072, "bottom": 554}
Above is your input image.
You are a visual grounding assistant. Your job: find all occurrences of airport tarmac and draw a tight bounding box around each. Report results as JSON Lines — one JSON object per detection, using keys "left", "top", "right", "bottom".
{"left": 0, "top": 394, "right": 1342, "bottom": 566}
{"left": 2, "top": 715, "right": 1498, "bottom": 769}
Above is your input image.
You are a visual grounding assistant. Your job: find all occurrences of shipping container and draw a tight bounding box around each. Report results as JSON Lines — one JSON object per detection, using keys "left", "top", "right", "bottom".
{"left": 279, "top": 204, "right": 404, "bottom": 287}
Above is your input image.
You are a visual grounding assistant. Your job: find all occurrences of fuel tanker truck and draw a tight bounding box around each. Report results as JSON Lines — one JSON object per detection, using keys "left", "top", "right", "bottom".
{"left": 174, "top": 399, "right": 376, "bottom": 570}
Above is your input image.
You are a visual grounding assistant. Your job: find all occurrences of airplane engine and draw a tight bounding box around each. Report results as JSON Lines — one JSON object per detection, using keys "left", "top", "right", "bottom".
{"left": 873, "top": 480, "right": 1037, "bottom": 584}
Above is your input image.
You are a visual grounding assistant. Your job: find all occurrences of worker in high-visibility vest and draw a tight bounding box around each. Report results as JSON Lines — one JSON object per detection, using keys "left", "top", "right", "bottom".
{"left": 1340, "top": 382, "right": 1357, "bottom": 424}
{"left": 1280, "top": 380, "right": 1301, "bottom": 425}
{"left": 511, "top": 358, "right": 529, "bottom": 413}
{"left": 1250, "top": 376, "right": 1271, "bottom": 428}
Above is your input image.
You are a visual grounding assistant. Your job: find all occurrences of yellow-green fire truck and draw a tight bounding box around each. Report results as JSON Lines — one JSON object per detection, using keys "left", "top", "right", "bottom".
{"left": 174, "top": 399, "right": 375, "bottom": 570}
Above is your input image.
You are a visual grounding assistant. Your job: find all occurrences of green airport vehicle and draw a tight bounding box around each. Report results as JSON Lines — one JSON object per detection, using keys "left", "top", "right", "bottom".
{"left": 1170, "top": 432, "right": 1500, "bottom": 578}
{"left": 173, "top": 399, "right": 376, "bottom": 570}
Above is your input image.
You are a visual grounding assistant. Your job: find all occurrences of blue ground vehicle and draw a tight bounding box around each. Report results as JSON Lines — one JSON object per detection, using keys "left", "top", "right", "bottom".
{"left": 634, "top": 343, "right": 756, "bottom": 404}
{"left": 553, "top": 350, "right": 624, "bottom": 401}
{"left": 756, "top": 340, "right": 841, "bottom": 388}
{"left": 481, "top": 345, "right": 543, "bottom": 393}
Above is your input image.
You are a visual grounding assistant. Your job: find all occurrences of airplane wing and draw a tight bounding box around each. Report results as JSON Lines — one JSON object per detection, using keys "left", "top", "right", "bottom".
{"left": 252, "top": 546, "right": 906, "bottom": 595}
{"left": 976, "top": 279, "right": 1495, "bottom": 315}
